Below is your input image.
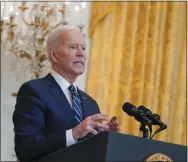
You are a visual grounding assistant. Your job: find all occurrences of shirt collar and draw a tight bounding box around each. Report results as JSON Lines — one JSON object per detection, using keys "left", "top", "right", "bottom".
{"left": 51, "top": 69, "right": 77, "bottom": 92}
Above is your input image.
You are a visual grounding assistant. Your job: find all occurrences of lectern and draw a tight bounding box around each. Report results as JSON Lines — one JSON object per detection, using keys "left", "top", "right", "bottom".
{"left": 37, "top": 131, "right": 187, "bottom": 162}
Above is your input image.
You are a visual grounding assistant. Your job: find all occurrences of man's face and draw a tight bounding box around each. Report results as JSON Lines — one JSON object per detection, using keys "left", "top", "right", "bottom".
{"left": 52, "top": 30, "right": 87, "bottom": 77}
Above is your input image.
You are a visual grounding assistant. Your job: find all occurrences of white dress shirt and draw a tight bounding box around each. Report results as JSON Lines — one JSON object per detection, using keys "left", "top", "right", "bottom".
{"left": 51, "top": 70, "right": 78, "bottom": 147}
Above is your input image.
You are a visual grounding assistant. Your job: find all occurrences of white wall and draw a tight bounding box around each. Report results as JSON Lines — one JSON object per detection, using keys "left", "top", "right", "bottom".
{"left": 1, "top": 1, "right": 92, "bottom": 161}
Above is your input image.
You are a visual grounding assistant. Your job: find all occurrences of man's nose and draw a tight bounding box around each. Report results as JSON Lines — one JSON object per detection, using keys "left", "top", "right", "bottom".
{"left": 77, "top": 46, "right": 85, "bottom": 56}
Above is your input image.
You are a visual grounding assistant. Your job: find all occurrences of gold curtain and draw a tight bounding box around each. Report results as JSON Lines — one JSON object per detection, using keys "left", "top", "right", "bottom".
{"left": 86, "top": 2, "right": 186, "bottom": 145}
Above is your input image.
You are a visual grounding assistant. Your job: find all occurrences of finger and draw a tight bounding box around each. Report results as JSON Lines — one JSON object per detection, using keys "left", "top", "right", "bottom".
{"left": 99, "top": 127, "right": 109, "bottom": 132}
{"left": 92, "top": 114, "right": 110, "bottom": 121}
{"left": 111, "top": 120, "right": 119, "bottom": 126}
{"left": 109, "top": 126, "right": 120, "bottom": 132}
{"left": 87, "top": 126, "right": 98, "bottom": 135}
{"left": 115, "top": 121, "right": 120, "bottom": 127}
{"left": 108, "top": 116, "right": 116, "bottom": 125}
{"left": 111, "top": 116, "right": 118, "bottom": 122}
{"left": 116, "top": 126, "right": 120, "bottom": 132}
{"left": 111, "top": 116, "right": 118, "bottom": 120}
{"left": 92, "top": 113, "right": 108, "bottom": 117}
{"left": 91, "top": 121, "right": 109, "bottom": 129}
{"left": 115, "top": 125, "right": 120, "bottom": 131}
{"left": 94, "top": 114, "right": 109, "bottom": 119}
{"left": 109, "top": 116, "right": 119, "bottom": 125}
{"left": 115, "top": 119, "right": 120, "bottom": 125}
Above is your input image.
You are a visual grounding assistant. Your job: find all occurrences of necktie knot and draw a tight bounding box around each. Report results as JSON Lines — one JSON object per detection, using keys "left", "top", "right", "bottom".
{"left": 68, "top": 85, "right": 77, "bottom": 95}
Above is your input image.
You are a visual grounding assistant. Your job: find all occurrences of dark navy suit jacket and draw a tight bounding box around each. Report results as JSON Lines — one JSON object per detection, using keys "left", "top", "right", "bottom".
{"left": 12, "top": 73, "right": 100, "bottom": 162}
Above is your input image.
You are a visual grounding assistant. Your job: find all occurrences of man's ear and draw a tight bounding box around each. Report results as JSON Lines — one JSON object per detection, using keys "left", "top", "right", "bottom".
{"left": 49, "top": 48, "right": 58, "bottom": 63}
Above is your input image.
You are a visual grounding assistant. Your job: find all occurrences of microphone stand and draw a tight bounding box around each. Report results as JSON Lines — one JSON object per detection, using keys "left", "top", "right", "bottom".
{"left": 139, "top": 124, "right": 149, "bottom": 138}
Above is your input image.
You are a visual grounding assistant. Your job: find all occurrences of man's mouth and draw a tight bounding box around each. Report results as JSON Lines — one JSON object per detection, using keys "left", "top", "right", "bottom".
{"left": 74, "top": 61, "right": 84, "bottom": 65}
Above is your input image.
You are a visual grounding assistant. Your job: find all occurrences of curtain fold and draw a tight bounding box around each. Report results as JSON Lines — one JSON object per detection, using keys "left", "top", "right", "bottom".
{"left": 87, "top": 2, "right": 186, "bottom": 145}
{"left": 88, "top": 2, "right": 116, "bottom": 38}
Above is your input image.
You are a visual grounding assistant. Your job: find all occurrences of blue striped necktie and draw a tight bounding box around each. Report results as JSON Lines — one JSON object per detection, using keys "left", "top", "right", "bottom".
{"left": 68, "top": 85, "right": 83, "bottom": 124}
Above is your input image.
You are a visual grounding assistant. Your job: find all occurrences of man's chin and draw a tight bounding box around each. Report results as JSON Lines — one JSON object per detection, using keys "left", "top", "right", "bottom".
{"left": 77, "top": 71, "right": 84, "bottom": 75}
{"left": 73, "top": 70, "right": 85, "bottom": 76}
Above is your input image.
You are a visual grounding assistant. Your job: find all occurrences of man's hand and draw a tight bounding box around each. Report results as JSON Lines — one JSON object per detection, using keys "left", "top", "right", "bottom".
{"left": 107, "top": 116, "right": 120, "bottom": 132}
{"left": 99, "top": 116, "right": 120, "bottom": 132}
{"left": 72, "top": 114, "right": 110, "bottom": 140}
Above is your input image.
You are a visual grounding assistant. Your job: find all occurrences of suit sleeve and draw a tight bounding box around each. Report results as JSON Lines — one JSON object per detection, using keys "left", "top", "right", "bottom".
{"left": 13, "top": 83, "right": 67, "bottom": 162}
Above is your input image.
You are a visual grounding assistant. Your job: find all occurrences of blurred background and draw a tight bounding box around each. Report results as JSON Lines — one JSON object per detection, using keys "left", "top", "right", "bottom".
{"left": 1, "top": 1, "right": 186, "bottom": 161}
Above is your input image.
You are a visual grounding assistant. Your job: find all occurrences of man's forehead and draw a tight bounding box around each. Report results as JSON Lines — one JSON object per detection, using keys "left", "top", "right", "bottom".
{"left": 63, "top": 41, "right": 86, "bottom": 46}
{"left": 60, "top": 31, "right": 85, "bottom": 44}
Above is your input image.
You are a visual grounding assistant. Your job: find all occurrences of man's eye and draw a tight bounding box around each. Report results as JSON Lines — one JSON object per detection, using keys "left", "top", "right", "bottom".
{"left": 69, "top": 46, "right": 76, "bottom": 49}
{"left": 82, "top": 47, "right": 86, "bottom": 51}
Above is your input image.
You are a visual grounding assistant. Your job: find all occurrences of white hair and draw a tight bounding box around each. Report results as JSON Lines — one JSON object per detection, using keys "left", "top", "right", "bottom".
{"left": 47, "top": 25, "right": 79, "bottom": 47}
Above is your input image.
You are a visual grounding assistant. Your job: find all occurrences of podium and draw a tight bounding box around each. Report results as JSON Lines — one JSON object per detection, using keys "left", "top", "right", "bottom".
{"left": 37, "top": 131, "right": 187, "bottom": 162}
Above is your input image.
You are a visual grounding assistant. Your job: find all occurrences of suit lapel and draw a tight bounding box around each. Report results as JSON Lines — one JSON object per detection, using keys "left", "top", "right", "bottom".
{"left": 44, "top": 73, "right": 94, "bottom": 125}
{"left": 44, "top": 73, "right": 75, "bottom": 124}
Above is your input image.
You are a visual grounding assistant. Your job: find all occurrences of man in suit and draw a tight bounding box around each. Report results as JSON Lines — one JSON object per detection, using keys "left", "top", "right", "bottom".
{"left": 12, "top": 26, "right": 120, "bottom": 162}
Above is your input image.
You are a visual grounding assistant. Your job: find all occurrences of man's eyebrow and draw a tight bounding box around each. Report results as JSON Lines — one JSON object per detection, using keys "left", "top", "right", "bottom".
{"left": 67, "top": 43, "right": 86, "bottom": 46}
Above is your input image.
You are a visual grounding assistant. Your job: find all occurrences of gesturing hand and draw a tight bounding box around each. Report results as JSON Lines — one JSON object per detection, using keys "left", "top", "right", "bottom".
{"left": 107, "top": 116, "right": 120, "bottom": 132}
{"left": 98, "top": 116, "right": 120, "bottom": 132}
{"left": 72, "top": 114, "right": 110, "bottom": 140}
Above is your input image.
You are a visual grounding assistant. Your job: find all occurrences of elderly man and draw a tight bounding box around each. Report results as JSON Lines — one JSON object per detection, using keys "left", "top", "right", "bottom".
{"left": 12, "top": 26, "right": 120, "bottom": 162}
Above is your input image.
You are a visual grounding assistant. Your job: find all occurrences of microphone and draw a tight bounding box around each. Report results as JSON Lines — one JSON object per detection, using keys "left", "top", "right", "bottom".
{"left": 137, "top": 106, "right": 167, "bottom": 128}
{"left": 122, "top": 102, "right": 152, "bottom": 128}
{"left": 137, "top": 106, "right": 167, "bottom": 136}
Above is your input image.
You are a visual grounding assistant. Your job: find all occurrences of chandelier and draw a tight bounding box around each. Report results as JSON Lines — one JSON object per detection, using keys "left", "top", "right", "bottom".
{"left": 1, "top": 1, "right": 86, "bottom": 96}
